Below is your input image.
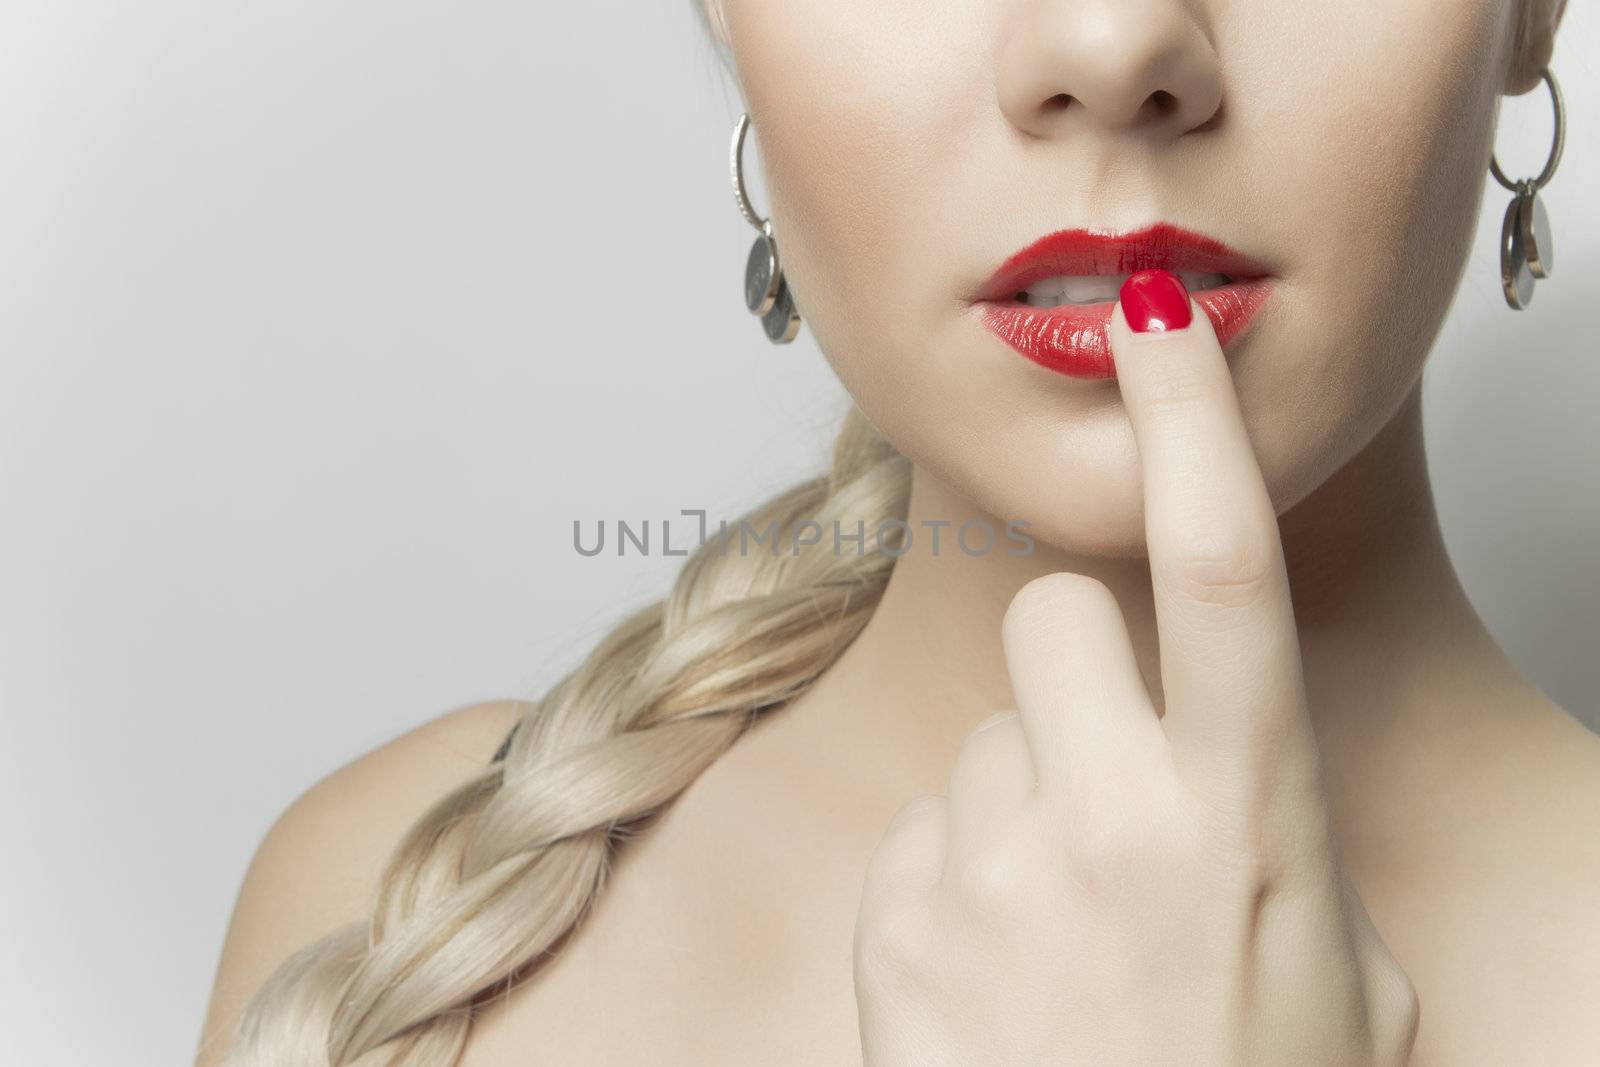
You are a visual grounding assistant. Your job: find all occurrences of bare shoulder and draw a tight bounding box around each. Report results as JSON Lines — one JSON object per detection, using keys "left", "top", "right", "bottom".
{"left": 1517, "top": 701, "right": 1600, "bottom": 857}
{"left": 1478, "top": 699, "right": 1600, "bottom": 935}
{"left": 193, "top": 698, "right": 531, "bottom": 1067}
{"left": 1401, "top": 699, "right": 1600, "bottom": 1065}
{"left": 1480, "top": 703, "right": 1600, "bottom": 1060}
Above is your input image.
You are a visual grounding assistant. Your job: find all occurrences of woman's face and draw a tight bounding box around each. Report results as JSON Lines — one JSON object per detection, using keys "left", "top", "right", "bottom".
{"left": 712, "top": 0, "right": 1558, "bottom": 555}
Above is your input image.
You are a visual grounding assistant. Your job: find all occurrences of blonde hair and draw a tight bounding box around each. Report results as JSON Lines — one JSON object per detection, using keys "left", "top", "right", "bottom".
{"left": 223, "top": 404, "right": 912, "bottom": 1064}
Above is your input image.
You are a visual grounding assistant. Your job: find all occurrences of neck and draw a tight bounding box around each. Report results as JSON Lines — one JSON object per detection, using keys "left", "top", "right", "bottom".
{"left": 793, "top": 383, "right": 1530, "bottom": 787}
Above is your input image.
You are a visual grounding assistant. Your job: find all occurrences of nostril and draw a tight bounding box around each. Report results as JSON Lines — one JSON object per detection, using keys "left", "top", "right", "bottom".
{"left": 1042, "top": 93, "right": 1076, "bottom": 113}
{"left": 1146, "top": 89, "right": 1179, "bottom": 118}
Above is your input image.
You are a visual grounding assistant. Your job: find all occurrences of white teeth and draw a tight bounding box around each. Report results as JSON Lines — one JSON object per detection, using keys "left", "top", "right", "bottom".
{"left": 1019, "top": 272, "right": 1230, "bottom": 306}
{"left": 1025, "top": 276, "right": 1123, "bottom": 304}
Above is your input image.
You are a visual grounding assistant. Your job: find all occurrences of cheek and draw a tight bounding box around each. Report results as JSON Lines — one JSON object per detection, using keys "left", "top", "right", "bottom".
{"left": 724, "top": 1, "right": 991, "bottom": 361}
{"left": 726, "top": 2, "right": 1042, "bottom": 533}
{"left": 1290, "top": 0, "right": 1504, "bottom": 307}
{"left": 1228, "top": 0, "right": 1510, "bottom": 494}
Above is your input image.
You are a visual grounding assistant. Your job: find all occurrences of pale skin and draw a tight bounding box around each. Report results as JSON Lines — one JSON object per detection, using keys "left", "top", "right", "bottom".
{"left": 196, "top": 0, "right": 1599, "bottom": 1063}
{"left": 852, "top": 295, "right": 1422, "bottom": 1065}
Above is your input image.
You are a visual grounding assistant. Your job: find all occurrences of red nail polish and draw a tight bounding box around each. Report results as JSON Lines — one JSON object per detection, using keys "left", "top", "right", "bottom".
{"left": 1120, "top": 269, "right": 1193, "bottom": 333}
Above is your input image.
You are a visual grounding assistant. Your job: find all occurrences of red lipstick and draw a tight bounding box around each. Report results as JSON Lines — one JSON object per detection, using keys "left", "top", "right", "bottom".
{"left": 972, "top": 223, "right": 1275, "bottom": 379}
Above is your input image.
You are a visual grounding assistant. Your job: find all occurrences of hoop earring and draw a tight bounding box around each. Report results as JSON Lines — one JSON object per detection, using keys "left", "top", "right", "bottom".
{"left": 1493, "top": 68, "right": 1564, "bottom": 310}
{"left": 730, "top": 113, "right": 801, "bottom": 344}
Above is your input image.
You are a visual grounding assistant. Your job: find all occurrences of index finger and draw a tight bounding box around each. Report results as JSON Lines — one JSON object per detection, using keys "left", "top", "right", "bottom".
{"left": 1107, "top": 269, "right": 1319, "bottom": 810}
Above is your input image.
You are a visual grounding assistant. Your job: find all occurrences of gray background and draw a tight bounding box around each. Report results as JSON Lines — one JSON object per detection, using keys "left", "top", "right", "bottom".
{"left": 0, "top": 3, "right": 1594, "bottom": 1063}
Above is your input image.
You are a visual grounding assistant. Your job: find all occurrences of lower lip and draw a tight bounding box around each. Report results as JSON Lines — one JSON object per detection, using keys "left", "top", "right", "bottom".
{"left": 976, "top": 278, "right": 1275, "bottom": 379}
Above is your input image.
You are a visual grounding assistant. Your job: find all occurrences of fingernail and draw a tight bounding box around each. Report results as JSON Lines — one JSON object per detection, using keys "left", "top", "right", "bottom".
{"left": 1120, "top": 269, "right": 1193, "bottom": 333}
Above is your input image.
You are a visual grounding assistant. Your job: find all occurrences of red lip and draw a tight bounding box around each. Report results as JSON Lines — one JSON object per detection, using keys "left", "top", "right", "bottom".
{"left": 973, "top": 223, "right": 1276, "bottom": 379}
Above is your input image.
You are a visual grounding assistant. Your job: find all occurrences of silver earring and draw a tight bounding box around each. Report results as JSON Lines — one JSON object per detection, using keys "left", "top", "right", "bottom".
{"left": 1494, "top": 68, "right": 1564, "bottom": 310}
{"left": 730, "top": 113, "right": 801, "bottom": 344}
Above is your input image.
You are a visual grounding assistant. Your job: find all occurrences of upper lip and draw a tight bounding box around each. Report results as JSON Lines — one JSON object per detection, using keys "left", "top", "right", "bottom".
{"left": 973, "top": 222, "right": 1274, "bottom": 304}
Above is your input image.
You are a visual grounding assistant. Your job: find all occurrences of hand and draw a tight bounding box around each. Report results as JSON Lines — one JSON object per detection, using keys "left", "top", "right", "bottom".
{"left": 851, "top": 270, "right": 1420, "bottom": 1066}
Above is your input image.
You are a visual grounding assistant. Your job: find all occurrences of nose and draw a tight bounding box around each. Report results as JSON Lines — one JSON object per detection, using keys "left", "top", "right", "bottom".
{"left": 997, "top": 0, "right": 1223, "bottom": 140}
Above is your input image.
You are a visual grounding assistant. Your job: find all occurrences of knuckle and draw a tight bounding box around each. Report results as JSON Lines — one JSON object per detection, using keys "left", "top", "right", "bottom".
{"left": 1199, "top": 804, "right": 1300, "bottom": 899}
{"left": 853, "top": 901, "right": 933, "bottom": 992}
{"left": 862, "top": 794, "right": 945, "bottom": 897}
{"left": 884, "top": 793, "right": 944, "bottom": 835}
{"left": 950, "top": 844, "right": 1031, "bottom": 918}
{"left": 1194, "top": 796, "right": 1270, "bottom": 866}
{"left": 1159, "top": 521, "right": 1279, "bottom": 610}
{"left": 1224, "top": 831, "right": 1275, "bottom": 891}
{"left": 1065, "top": 809, "right": 1156, "bottom": 898}
{"left": 948, "top": 715, "right": 1028, "bottom": 796}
